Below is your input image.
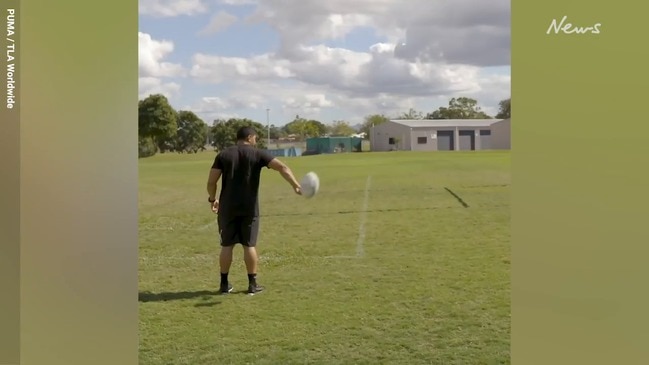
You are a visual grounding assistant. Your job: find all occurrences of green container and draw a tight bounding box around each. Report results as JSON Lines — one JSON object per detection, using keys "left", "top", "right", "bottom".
{"left": 306, "top": 137, "right": 363, "bottom": 154}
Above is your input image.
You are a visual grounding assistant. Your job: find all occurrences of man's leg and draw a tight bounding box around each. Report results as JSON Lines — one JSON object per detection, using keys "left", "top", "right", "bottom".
{"left": 242, "top": 246, "right": 258, "bottom": 277}
{"left": 218, "top": 215, "right": 239, "bottom": 293}
{"left": 241, "top": 216, "right": 264, "bottom": 294}
{"left": 219, "top": 245, "right": 234, "bottom": 292}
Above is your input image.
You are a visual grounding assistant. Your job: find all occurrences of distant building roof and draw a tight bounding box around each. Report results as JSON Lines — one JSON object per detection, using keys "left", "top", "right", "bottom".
{"left": 306, "top": 136, "right": 361, "bottom": 140}
{"left": 388, "top": 119, "right": 503, "bottom": 128}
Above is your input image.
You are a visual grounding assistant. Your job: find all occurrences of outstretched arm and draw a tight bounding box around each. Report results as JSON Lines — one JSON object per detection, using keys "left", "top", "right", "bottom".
{"left": 268, "top": 158, "right": 301, "bottom": 195}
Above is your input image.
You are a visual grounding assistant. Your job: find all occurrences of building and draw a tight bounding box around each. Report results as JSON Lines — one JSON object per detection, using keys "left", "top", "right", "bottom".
{"left": 305, "top": 136, "right": 363, "bottom": 154}
{"left": 370, "top": 118, "right": 511, "bottom": 152}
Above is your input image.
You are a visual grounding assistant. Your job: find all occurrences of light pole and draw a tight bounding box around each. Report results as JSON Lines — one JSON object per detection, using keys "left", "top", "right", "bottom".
{"left": 266, "top": 108, "right": 270, "bottom": 148}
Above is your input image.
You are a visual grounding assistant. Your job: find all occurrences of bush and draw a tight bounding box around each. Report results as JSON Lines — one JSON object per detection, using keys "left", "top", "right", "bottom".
{"left": 139, "top": 137, "right": 157, "bottom": 158}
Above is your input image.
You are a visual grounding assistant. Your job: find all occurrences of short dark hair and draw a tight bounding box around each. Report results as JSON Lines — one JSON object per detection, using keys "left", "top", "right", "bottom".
{"left": 236, "top": 126, "right": 257, "bottom": 141}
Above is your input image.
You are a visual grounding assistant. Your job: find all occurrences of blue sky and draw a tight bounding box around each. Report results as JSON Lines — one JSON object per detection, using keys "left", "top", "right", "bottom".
{"left": 139, "top": 0, "right": 510, "bottom": 126}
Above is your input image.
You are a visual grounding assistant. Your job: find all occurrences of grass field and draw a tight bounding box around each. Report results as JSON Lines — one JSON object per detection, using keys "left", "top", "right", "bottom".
{"left": 138, "top": 150, "right": 511, "bottom": 365}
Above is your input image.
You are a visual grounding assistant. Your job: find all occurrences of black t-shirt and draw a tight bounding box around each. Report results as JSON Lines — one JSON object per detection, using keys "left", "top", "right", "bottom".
{"left": 212, "top": 144, "right": 275, "bottom": 217}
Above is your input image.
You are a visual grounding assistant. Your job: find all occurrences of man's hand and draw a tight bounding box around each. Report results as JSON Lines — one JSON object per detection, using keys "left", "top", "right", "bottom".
{"left": 268, "top": 158, "right": 302, "bottom": 194}
{"left": 211, "top": 200, "right": 219, "bottom": 214}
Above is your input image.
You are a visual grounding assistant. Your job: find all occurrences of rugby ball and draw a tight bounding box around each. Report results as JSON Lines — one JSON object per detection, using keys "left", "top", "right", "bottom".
{"left": 300, "top": 172, "right": 320, "bottom": 198}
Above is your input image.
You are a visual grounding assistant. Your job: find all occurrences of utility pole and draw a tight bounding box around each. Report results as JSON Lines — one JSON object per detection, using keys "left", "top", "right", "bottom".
{"left": 266, "top": 108, "right": 270, "bottom": 148}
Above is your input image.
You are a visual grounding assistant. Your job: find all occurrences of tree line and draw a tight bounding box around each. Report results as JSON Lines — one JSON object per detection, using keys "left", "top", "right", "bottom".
{"left": 138, "top": 93, "right": 511, "bottom": 158}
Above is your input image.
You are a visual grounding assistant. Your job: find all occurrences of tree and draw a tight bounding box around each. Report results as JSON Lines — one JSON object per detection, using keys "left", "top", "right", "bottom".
{"left": 306, "top": 119, "right": 328, "bottom": 137}
{"left": 210, "top": 118, "right": 268, "bottom": 151}
{"left": 395, "top": 108, "right": 424, "bottom": 120}
{"left": 156, "top": 135, "right": 176, "bottom": 153}
{"left": 269, "top": 124, "right": 284, "bottom": 140}
{"left": 282, "top": 117, "right": 325, "bottom": 140}
{"left": 426, "top": 97, "right": 492, "bottom": 119}
{"left": 138, "top": 94, "right": 178, "bottom": 152}
{"left": 175, "top": 110, "right": 208, "bottom": 153}
{"left": 359, "top": 114, "right": 390, "bottom": 139}
{"left": 495, "top": 98, "right": 511, "bottom": 119}
{"left": 328, "top": 120, "right": 356, "bottom": 137}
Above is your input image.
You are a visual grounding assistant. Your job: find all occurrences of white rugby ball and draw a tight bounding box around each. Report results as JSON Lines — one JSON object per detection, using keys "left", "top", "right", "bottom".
{"left": 300, "top": 172, "right": 320, "bottom": 198}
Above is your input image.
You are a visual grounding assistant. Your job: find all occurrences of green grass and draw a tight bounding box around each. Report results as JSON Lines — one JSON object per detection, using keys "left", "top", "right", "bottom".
{"left": 139, "top": 150, "right": 511, "bottom": 365}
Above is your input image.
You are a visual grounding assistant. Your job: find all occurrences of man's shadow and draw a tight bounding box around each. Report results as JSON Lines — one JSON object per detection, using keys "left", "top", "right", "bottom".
{"left": 138, "top": 290, "right": 222, "bottom": 307}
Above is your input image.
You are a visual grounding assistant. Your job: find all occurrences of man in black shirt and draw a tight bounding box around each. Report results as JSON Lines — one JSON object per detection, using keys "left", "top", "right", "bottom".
{"left": 206, "top": 126, "right": 302, "bottom": 295}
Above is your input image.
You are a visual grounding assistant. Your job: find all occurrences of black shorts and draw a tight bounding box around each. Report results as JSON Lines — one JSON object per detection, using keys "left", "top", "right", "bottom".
{"left": 217, "top": 214, "right": 260, "bottom": 247}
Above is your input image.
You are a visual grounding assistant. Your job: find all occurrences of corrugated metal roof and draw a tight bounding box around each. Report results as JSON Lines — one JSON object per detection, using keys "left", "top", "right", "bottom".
{"left": 389, "top": 119, "right": 502, "bottom": 128}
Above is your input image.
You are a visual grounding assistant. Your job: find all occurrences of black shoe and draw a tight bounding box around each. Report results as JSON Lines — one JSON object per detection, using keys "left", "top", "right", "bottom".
{"left": 220, "top": 282, "right": 233, "bottom": 294}
{"left": 247, "top": 283, "right": 264, "bottom": 295}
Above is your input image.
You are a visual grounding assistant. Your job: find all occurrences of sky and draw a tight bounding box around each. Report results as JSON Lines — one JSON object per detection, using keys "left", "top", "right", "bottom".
{"left": 139, "top": 0, "right": 511, "bottom": 127}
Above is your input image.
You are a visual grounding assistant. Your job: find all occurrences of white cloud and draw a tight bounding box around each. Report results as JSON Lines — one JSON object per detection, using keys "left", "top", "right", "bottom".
{"left": 463, "top": 73, "right": 511, "bottom": 116}
{"left": 191, "top": 43, "right": 481, "bottom": 99}
{"left": 150, "top": 0, "right": 510, "bottom": 122}
{"left": 139, "top": 77, "right": 182, "bottom": 100}
{"left": 190, "top": 53, "right": 293, "bottom": 83}
{"left": 187, "top": 94, "right": 267, "bottom": 121}
{"left": 139, "top": 32, "right": 186, "bottom": 78}
{"left": 219, "top": 0, "right": 258, "bottom": 5}
{"left": 282, "top": 94, "right": 334, "bottom": 115}
{"left": 183, "top": 97, "right": 244, "bottom": 122}
{"left": 198, "top": 11, "right": 238, "bottom": 36}
{"left": 138, "top": 32, "right": 187, "bottom": 102}
{"left": 139, "top": 0, "right": 209, "bottom": 17}
{"left": 196, "top": 95, "right": 265, "bottom": 110}
{"left": 247, "top": 0, "right": 509, "bottom": 66}
{"left": 187, "top": 40, "right": 508, "bottom": 121}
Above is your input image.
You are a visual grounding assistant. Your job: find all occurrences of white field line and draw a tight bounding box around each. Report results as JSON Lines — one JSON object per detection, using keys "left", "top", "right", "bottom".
{"left": 198, "top": 217, "right": 218, "bottom": 231}
{"left": 325, "top": 175, "right": 372, "bottom": 260}
{"left": 355, "top": 175, "right": 371, "bottom": 258}
{"left": 146, "top": 176, "right": 373, "bottom": 260}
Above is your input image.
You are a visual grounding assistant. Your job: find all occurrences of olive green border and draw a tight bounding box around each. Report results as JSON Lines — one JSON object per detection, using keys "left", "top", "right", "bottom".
{"left": 0, "top": 1, "right": 21, "bottom": 364}
{"left": 4, "top": 1, "right": 649, "bottom": 364}
{"left": 512, "top": 3, "right": 649, "bottom": 364}
{"left": 14, "top": 1, "right": 138, "bottom": 364}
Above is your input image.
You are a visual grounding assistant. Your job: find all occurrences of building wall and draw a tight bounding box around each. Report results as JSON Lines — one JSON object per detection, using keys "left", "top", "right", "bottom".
{"left": 372, "top": 120, "right": 511, "bottom": 151}
{"left": 458, "top": 130, "right": 475, "bottom": 150}
{"left": 490, "top": 118, "right": 511, "bottom": 150}
{"left": 413, "top": 127, "right": 486, "bottom": 151}
{"left": 409, "top": 128, "right": 438, "bottom": 151}
{"left": 371, "top": 121, "right": 411, "bottom": 151}
{"left": 404, "top": 129, "right": 412, "bottom": 150}
{"left": 474, "top": 130, "right": 483, "bottom": 149}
